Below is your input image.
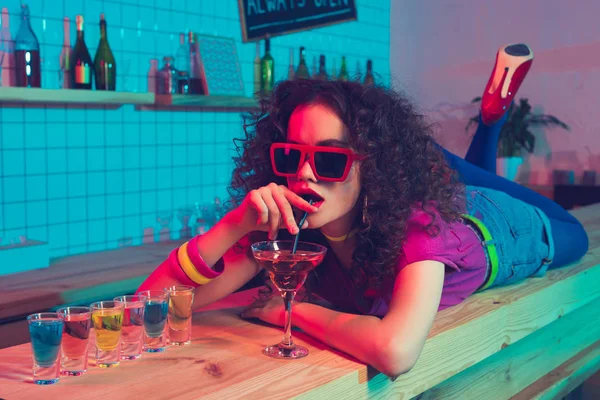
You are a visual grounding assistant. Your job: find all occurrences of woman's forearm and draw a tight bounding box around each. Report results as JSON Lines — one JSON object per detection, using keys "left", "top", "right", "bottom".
{"left": 195, "top": 210, "right": 248, "bottom": 267}
{"left": 293, "top": 302, "right": 395, "bottom": 375}
{"left": 137, "top": 210, "right": 260, "bottom": 309}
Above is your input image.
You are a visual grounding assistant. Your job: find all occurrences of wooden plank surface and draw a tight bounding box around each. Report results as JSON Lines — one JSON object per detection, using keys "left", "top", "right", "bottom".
{"left": 0, "top": 204, "right": 598, "bottom": 399}
{"left": 419, "top": 298, "right": 600, "bottom": 399}
{"left": 0, "top": 87, "right": 154, "bottom": 106}
{"left": 523, "top": 340, "right": 600, "bottom": 400}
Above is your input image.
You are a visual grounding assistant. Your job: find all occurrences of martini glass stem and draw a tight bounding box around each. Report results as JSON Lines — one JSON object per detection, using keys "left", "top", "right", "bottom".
{"left": 280, "top": 291, "right": 296, "bottom": 349}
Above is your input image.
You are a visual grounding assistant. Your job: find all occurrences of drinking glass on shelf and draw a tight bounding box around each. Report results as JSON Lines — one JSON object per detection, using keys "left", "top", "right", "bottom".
{"left": 0, "top": 35, "right": 7, "bottom": 86}
{"left": 0, "top": 7, "right": 13, "bottom": 87}
{"left": 56, "top": 306, "right": 92, "bottom": 376}
{"left": 250, "top": 240, "right": 327, "bottom": 359}
{"left": 28, "top": 313, "right": 64, "bottom": 385}
{"left": 90, "top": 301, "right": 125, "bottom": 368}
{"left": 121, "top": 58, "right": 132, "bottom": 92}
{"left": 177, "top": 206, "right": 193, "bottom": 239}
{"left": 156, "top": 210, "right": 172, "bottom": 242}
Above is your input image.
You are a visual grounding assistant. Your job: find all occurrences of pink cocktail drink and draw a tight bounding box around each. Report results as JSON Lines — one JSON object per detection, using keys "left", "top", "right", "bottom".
{"left": 253, "top": 249, "right": 325, "bottom": 292}
{"left": 251, "top": 241, "right": 327, "bottom": 359}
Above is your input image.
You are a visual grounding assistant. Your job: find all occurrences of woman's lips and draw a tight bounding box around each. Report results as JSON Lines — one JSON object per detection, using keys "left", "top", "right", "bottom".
{"left": 300, "top": 194, "right": 324, "bottom": 209}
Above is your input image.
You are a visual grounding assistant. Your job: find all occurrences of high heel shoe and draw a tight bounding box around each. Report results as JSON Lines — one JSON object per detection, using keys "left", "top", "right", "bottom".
{"left": 481, "top": 43, "right": 534, "bottom": 125}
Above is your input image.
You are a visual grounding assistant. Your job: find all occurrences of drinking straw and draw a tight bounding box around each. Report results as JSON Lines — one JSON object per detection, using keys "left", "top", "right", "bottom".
{"left": 291, "top": 200, "right": 313, "bottom": 254}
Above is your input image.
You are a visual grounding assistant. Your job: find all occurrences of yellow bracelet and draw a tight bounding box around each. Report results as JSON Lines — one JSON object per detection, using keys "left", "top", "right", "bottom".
{"left": 177, "top": 242, "right": 212, "bottom": 285}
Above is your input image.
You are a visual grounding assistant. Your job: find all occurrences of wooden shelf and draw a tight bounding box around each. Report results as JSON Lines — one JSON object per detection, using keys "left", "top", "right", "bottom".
{"left": 0, "top": 87, "right": 154, "bottom": 108}
{"left": 141, "top": 94, "right": 259, "bottom": 111}
{"left": 0, "top": 88, "right": 258, "bottom": 112}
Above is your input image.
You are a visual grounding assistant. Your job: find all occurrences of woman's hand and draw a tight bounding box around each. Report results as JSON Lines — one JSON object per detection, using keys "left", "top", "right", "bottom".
{"left": 240, "top": 288, "right": 288, "bottom": 327}
{"left": 231, "top": 183, "right": 318, "bottom": 239}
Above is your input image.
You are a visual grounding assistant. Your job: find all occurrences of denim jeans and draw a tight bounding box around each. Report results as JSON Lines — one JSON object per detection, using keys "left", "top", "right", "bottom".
{"left": 465, "top": 186, "right": 555, "bottom": 288}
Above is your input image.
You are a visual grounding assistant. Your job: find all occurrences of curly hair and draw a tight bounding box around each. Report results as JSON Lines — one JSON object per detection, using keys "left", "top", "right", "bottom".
{"left": 228, "top": 79, "right": 464, "bottom": 290}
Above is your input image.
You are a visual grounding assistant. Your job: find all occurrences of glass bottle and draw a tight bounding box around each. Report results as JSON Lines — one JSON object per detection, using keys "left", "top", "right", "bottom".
{"left": 14, "top": 4, "right": 41, "bottom": 88}
{"left": 188, "top": 32, "right": 205, "bottom": 95}
{"left": 59, "top": 17, "right": 71, "bottom": 88}
{"left": 338, "top": 56, "right": 349, "bottom": 81}
{"left": 147, "top": 58, "right": 158, "bottom": 93}
{"left": 295, "top": 46, "right": 309, "bottom": 79}
{"left": 253, "top": 41, "right": 261, "bottom": 97}
{"left": 287, "top": 48, "right": 294, "bottom": 80}
{"left": 93, "top": 14, "right": 116, "bottom": 91}
{"left": 355, "top": 60, "right": 362, "bottom": 83}
{"left": 0, "top": 7, "right": 15, "bottom": 87}
{"left": 175, "top": 33, "right": 188, "bottom": 74}
{"left": 260, "top": 36, "right": 274, "bottom": 96}
{"left": 315, "top": 55, "right": 327, "bottom": 81}
{"left": 331, "top": 58, "right": 337, "bottom": 80}
{"left": 177, "top": 70, "right": 189, "bottom": 94}
{"left": 70, "top": 15, "right": 92, "bottom": 90}
{"left": 156, "top": 56, "right": 177, "bottom": 94}
{"left": 364, "top": 59, "right": 375, "bottom": 86}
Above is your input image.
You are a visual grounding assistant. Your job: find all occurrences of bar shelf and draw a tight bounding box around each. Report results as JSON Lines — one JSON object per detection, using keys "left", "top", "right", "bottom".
{"left": 139, "top": 94, "right": 259, "bottom": 111}
{"left": 0, "top": 87, "right": 154, "bottom": 108}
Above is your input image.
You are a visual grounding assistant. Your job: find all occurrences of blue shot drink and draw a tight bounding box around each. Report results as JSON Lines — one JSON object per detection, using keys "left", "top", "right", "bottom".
{"left": 138, "top": 290, "right": 169, "bottom": 352}
{"left": 28, "top": 313, "right": 64, "bottom": 384}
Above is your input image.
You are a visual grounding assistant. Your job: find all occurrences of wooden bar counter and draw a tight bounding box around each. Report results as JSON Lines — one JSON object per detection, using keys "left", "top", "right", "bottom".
{"left": 1, "top": 204, "right": 599, "bottom": 399}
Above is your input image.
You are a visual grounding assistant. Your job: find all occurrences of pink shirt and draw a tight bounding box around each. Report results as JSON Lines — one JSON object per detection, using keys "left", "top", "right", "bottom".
{"left": 310, "top": 208, "right": 488, "bottom": 315}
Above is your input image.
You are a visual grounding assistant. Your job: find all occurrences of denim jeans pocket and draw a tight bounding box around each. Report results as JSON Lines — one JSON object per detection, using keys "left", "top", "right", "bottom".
{"left": 476, "top": 189, "right": 537, "bottom": 265}
{"left": 475, "top": 189, "right": 534, "bottom": 239}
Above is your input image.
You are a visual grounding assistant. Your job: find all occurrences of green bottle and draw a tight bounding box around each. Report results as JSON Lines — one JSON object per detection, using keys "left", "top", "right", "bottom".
{"left": 295, "top": 47, "right": 310, "bottom": 79}
{"left": 364, "top": 59, "right": 375, "bottom": 86}
{"left": 338, "top": 56, "right": 349, "bottom": 81}
{"left": 315, "top": 55, "right": 328, "bottom": 81}
{"left": 93, "top": 14, "right": 116, "bottom": 90}
{"left": 260, "top": 36, "right": 274, "bottom": 96}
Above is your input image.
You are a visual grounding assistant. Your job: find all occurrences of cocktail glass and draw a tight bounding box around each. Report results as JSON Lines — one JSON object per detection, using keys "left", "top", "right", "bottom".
{"left": 250, "top": 240, "right": 327, "bottom": 359}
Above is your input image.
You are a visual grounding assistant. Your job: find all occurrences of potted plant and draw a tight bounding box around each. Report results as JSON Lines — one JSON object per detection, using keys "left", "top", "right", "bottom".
{"left": 465, "top": 97, "right": 570, "bottom": 180}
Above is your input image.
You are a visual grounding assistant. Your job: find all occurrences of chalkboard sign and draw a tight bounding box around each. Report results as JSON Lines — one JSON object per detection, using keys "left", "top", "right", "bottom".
{"left": 238, "top": 0, "right": 357, "bottom": 42}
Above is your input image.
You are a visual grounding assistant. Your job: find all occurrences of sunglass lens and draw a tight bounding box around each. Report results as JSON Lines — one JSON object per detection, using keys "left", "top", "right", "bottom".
{"left": 314, "top": 152, "right": 348, "bottom": 179}
{"left": 273, "top": 148, "right": 302, "bottom": 174}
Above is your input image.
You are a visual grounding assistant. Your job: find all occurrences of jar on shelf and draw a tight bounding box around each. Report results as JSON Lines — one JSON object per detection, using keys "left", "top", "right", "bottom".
{"left": 155, "top": 56, "right": 178, "bottom": 94}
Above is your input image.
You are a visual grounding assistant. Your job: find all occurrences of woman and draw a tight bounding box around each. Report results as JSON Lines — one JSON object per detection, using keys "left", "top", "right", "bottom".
{"left": 137, "top": 44, "right": 588, "bottom": 377}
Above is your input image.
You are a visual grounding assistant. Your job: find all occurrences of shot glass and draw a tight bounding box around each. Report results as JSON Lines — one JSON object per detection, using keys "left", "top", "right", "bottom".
{"left": 56, "top": 306, "right": 92, "bottom": 376}
{"left": 138, "top": 290, "right": 169, "bottom": 352}
{"left": 28, "top": 313, "right": 64, "bottom": 385}
{"left": 114, "top": 295, "right": 146, "bottom": 360}
{"left": 166, "top": 285, "right": 195, "bottom": 346}
{"left": 90, "top": 301, "right": 125, "bottom": 368}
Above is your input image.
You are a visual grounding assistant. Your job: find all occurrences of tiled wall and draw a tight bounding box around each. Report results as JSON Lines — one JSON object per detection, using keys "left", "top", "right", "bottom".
{"left": 0, "top": 0, "right": 390, "bottom": 259}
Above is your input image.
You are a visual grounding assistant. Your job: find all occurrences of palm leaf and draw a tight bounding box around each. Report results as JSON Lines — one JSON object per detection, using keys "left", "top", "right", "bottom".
{"left": 465, "top": 115, "right": 480, "bottom": 132}
{"left": 528, "top": 115, "right": 570, "bottom": 130}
